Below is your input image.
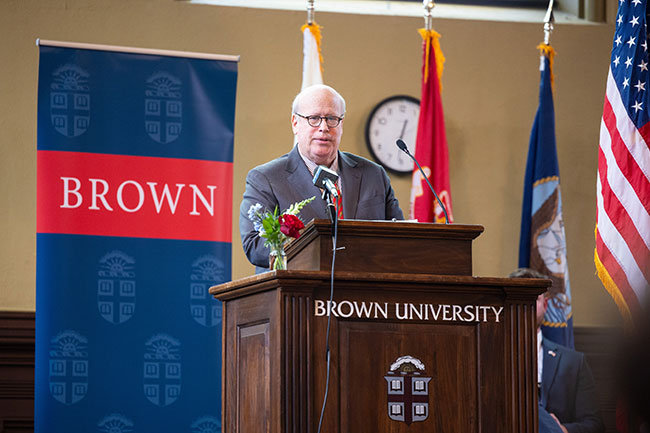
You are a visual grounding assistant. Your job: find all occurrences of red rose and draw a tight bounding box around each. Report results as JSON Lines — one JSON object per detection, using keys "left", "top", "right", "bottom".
{"left": 279, "top": 214, "right": 304, "bottom": 239}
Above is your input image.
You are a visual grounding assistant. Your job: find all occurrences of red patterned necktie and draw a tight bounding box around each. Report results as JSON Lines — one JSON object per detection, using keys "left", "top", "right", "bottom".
{"left": 334, "top": 183, "right": 344, "bottom": 219}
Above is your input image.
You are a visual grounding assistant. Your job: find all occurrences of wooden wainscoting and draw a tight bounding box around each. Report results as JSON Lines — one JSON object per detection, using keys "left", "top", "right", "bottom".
{"left": 0, "top": 311, "right": 619, "bottom": 433}
{"left": 574, "top": 326, "right": 620, "bottom": 433}
{"left": 0, "top": 312, "right": 35, "bottom": 433}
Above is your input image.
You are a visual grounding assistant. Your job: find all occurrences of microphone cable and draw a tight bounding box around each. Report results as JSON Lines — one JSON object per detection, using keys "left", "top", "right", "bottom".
{"left": 316, "top": 209, "right": 339, "bottom": 433}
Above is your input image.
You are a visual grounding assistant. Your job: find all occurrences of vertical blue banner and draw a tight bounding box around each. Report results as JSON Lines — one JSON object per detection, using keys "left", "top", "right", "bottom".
{"left": 36, "top": 43, "right": 238, "bottom": 433}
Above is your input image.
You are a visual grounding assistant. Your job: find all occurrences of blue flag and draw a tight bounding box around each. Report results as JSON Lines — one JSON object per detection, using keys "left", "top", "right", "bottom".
{"left": 518, "top": 46, "right": 574, "bottom": 348}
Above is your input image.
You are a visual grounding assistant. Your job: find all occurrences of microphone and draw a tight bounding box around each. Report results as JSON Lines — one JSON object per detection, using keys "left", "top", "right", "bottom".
{"left": 313, "top": 165, "right": 339, "bottom": 198}
{"left": 396, "top": 139, "right": 450, "bottom": 224}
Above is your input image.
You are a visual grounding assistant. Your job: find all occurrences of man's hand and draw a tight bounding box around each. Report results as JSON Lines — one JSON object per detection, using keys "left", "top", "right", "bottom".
{"left": 550, "top": 413, "right": 569, "bottom": 433}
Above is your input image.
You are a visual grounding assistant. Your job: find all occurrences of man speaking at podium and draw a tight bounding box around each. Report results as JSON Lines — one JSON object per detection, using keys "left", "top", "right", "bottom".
{"left": 239, "top": 84, "right": 403, "bottom": 272}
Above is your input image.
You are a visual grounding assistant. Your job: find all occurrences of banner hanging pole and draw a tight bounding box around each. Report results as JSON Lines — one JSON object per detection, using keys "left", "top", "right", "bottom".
{"left": 36, "top": 39, "right": 240, "bottom": 62}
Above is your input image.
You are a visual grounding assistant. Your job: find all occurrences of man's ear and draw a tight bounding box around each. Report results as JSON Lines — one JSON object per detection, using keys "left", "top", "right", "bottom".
{"left": 291, "top": 114, "right": 299, "bottom": 135}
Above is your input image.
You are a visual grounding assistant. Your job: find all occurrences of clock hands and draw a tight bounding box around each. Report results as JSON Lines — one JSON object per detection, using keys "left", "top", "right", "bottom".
{"left": 397, "top": 120, "right": 409, "bottom": 165}
{"left": 399, "top": 119, "right": 408, "bottom": 140}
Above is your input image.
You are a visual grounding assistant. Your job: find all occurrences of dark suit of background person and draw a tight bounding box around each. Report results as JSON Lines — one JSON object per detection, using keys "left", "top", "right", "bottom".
{"left": 239, "top": 85, "right": 403, "bottom": 273}
{"left": 540, "top": 337, "right": 604, "bottom": 433}
{"left": 509, "top": 268, "right": 605, "bottom": 433}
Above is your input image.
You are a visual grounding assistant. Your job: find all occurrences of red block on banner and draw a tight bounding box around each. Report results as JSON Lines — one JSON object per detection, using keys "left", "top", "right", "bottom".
{"left": 37, "top": 151, "right": 233, "bottom": 242}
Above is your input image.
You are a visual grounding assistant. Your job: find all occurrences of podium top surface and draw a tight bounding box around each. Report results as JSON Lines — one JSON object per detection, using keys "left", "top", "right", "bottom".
{"left": 285, "top": 219, "right": 485, "bottom": 276}
{"left": 291, "top": 219, "right": 484, "bottom": 239}
{"left": 209, "top": 270, "right": 550, "bottom": 301}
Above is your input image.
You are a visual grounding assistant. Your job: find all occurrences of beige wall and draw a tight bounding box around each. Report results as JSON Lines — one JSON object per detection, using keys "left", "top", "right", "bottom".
{"left": 0, "top": 0, "right": 622, "bottom": 326}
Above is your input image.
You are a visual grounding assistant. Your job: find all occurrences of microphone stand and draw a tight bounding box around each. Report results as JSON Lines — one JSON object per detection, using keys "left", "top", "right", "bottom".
{"left": 316, "top": 188, "right": 339, "bottom": 433}
{"left": 396, "top": 139, "right": 450, "bottom": 224}
{"left": 321, "top": 188, "right": 338, "bottom": 224}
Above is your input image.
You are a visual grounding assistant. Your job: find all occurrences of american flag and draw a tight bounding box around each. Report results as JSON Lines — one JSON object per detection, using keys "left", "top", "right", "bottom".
{"left": 596, "top": 0, "right": 650, "bottom": 327}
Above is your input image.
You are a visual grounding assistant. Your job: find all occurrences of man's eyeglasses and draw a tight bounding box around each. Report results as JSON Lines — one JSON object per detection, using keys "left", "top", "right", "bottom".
{"left": 294, "top": 113, "right": 344, "bottom": 128}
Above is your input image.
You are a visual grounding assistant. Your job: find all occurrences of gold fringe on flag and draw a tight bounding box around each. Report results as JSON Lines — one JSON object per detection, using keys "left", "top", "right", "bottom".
{"left": 594, "top": 227, "right": 634, "bottom": 329}
{"left": 418, "top": 28, "right": 445, "bottom": 91}
{"left": 541, "top": 310, "right": 573, "bottom": 328}
{"left": 301, "top": 22, "right": 324, "bottom": 72}
{"left": 537, "top": 43, "right": 556, "bottom": 90}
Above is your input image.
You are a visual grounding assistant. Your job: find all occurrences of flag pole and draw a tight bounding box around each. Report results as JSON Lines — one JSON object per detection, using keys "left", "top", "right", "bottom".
{"left": 539, "top": 0, "right": 556, "bottom": 88}
{"left": 307, "top": 0, "right": 315, "bottom": 25}
{"left": 543, "top": 0, "right": 554, "bottom": 45}
{"left": 423, "top": 0, "right": 434, "bottom": 31}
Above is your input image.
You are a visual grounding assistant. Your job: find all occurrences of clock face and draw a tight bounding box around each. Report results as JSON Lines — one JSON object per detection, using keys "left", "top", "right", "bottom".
{"left": 365, "top": 95, "right": 419, "bottom": 174}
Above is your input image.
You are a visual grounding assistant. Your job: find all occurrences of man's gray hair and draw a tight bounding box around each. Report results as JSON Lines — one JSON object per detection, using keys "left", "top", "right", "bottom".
{"left": 291, "top": 84, "right": 346, "bottom": 115}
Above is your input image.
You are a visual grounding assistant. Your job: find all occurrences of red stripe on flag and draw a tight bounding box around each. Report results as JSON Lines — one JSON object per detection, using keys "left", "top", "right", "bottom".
{"left": 37, "top": 151, "right": 233, "bottom": 242}
{"left": 596, "top": 228, "right": 642, "bottom": 319}
{"left": 597, "top": 146, "right": 650, "bottom": 284}
{"left": 636, "top": 118, "right": 650, "bottom": 153}
{"left": 602, "top": 97, "right": 650, "bottom": 215}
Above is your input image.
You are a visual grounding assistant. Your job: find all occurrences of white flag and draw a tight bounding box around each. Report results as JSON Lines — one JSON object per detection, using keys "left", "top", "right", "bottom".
{"left": 301, "top": 23, "right": 323, "bottom": 90}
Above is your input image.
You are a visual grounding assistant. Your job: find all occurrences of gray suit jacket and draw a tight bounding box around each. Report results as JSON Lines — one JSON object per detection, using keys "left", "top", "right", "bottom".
{"left": 240, "top": 146, "right": 404, "bottom": 271}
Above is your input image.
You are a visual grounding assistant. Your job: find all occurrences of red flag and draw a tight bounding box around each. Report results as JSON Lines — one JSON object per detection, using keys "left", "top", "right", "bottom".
{"left": 410, "top": 29, "right": 453, "bottom": 223}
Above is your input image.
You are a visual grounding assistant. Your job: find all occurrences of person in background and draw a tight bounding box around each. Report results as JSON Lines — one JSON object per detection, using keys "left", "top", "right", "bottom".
{"left": 509, "top": 268, "right": 605, "bottom": 433}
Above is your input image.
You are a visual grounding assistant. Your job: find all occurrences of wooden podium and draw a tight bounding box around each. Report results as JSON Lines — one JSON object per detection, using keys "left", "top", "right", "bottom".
{"left": 210, "top": 220, "right": 548, "bottom": 433}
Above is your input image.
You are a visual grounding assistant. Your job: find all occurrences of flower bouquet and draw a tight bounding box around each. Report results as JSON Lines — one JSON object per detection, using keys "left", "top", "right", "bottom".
{"left": 247, "top": 196, "right": 316, "bottom": 270}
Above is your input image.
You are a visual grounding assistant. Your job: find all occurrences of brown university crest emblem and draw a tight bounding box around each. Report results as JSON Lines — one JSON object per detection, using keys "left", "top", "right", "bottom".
{"left": 384, "top": 355, "right": 431, "bottom": 425}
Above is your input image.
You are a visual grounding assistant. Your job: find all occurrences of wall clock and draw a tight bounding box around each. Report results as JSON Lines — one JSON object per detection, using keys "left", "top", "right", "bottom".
{"left": 365, "top": 95, "right": 420, "bottom": 174}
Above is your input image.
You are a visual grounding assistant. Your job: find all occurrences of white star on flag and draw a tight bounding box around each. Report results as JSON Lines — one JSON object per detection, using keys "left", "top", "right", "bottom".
{"left": 627, "top": 36, "right": 637, "bottom": 47}
{"left": 631, "top": 16, "right": 640, "bottom": 26}
{"left": 618, "top": 14, "right": 624, "bottom": 24}
{"left": 632, "top": 100, "right": 643, "bottom": 111}
{"left": 615, "top": 35, "right": 623, "bottom": 46}
{"left": 626, "top": 56, "right": 634, "bottom": 67}
{"left": 632, "top": 0, "right": 642, "bottom": 5}
{"left": 623, "top": 77, "right": 630, "bottom": 87}
{"left": 635, "top": 80, "right": 646, "bottom": 91}
{"left": 614, "top": 56, "right": 621, "bottom": 67}
{"left": 639, "top": 60, "right": 648, "bottom": 71}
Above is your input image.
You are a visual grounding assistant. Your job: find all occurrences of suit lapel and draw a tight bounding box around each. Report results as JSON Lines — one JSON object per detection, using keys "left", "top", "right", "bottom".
{"left": 541, "top": 338, "right": 561, "bottom": 407}
{"left": 338, "top": 151, "right": 361, "bottom": 219}
{"left": 285, "top": 147, "right": 330, "bottom": 221}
